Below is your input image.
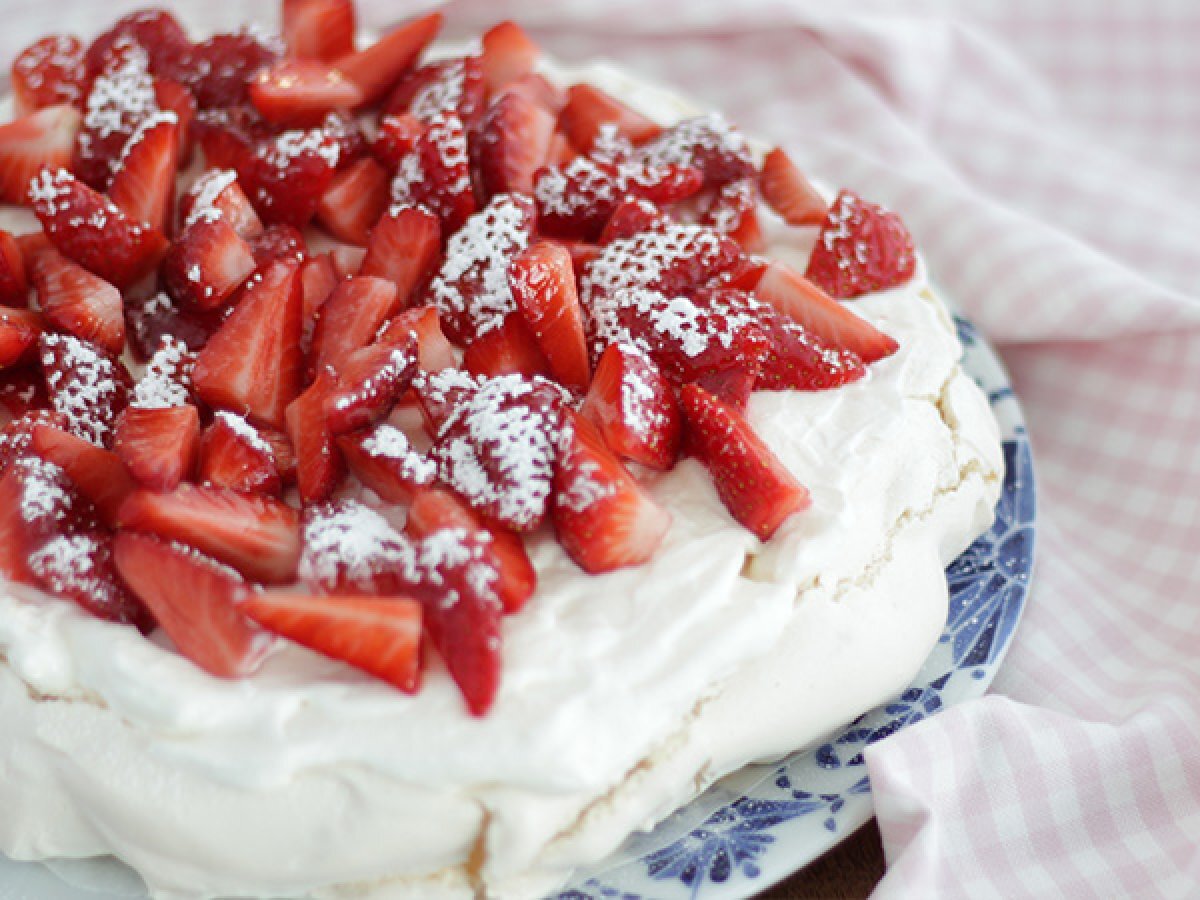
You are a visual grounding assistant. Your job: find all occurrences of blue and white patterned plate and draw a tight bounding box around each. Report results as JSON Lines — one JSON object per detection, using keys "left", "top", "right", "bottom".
{"left": 0, "top": 317, "right": 1035, "bottom": 900}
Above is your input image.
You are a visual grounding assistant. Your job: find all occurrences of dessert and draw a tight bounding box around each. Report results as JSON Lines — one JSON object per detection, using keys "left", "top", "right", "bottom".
{"left": 0, "top": 4, "right": 1003, "bottom": 898}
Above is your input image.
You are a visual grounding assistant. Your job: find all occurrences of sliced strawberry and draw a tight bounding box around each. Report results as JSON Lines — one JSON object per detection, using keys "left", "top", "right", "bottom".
{"left": 411, "top": 367, "right": 480, "bottom": 437}
{"left": 249, "top": 59, "right": 363, "bottom": 127}
{"left": 337, "top": 423, "right": 436, "bottom": 504}
{"left": 112, "top": 532, "right": 271, "bottom": 678}
{"left": 679, "top": 383, "right": 811, "bottom": 540}
{"left": 759, "top": 147, "right": 826, "bottom": 226}
{"left": 181, "top": 169, "right": 263, "bottom": 239}
{"left": 296, "top": 500, "right": 412, "bottom": 594}
{"left": 563, "top": 239, "right": 601, "bottom": 277}
{"left": 286, "top": 377, "right": 343, "bottom": 503}
{"left": 639, "top": 115, "right": 755, "bottom": 187}
{"left": 480, "top": 21, "right": 539, "bottom": 96}
{"left": 359, "top": 205, "right": 441, "bottom": 306}
{"left": 257, "top": 425, "right": 296, "bottom": 484}
{"left": 28, "top": 168, "right": 167, "bottom": 288}
{"left": 84, "top": 9, "right": 192, "bottom": 82}
{"left": 114, "top": 404, "right": 200, "bottom": 491}
{"left": 805, "top": 189, "right": 917, "bottom": 299}
{"left": 1, "top": 409, "right": 66, "bottom": 476}
{"left": 376, "top": 306, "right": 457, "bottom": 372}
{"left": 560, "top": 84, "right": 662, "bottom": 152}
{"left": 463, "top": 312, "right": 550, "bottom": 380}
{"left": 30, "top": 421, "right": 135, "bottom": 526}
{"left": 193, "top": 258, "right": 304, "bottom": 428}
{"left": 702, "top": 179, "right": 765, "bottom": 253}
{"left": 580, "top": 343, "right": 682, "bottom": 471}
{"left": 125, "top": 290, "right": 225, "bottom": 362}
{"left": 0, "top": 308, "right": 44, "bottom": 368}
{"left": 553, "top": 411, "right": 671, "bottom": 573}
{"left": 0, "top": 452, "right": 96, "bottom": 585}
{"left": 75, "top": 47, "right": 167, "bottom": 190}
{"left": 183, "top": 29, "right": 283, "bottom": 109}
{"left": 323, "top": 339, "right": 417, "bottom": 435}
{"left": 30, "top": 247, "right": 124, "bottom": 354}
{"left": 0, "top": 105, "right": 82, "bottom": 205}
{"left": 12, "top": 35, "right": 86, "bottom": 118}
{"left": 310, "top": 275, "right": 399, "bottom": 374}
{"left": 693, "top": 366, "right": 757, "bottom": 411}
{"left": 152, "top": 76, "right": 196, "bottom": 165}
{"left": 0, "top": 370, "right": 48, "bottom": 417}
{"left": 236, "top": 126, "right": 340, "bottom": 227}
{"left": 107, "top": 116, "right": 179, "bottom": 233}
{"left": 14, "top": 231, "right": 51, "bottom": 270}
{"left": 39, "top": 332, "right": 132, "bottom": 447}
{"left": 162, "top": 218, "right": 257, "bottom": 311}
{"left": 118, "top": 483, "right": 301, "bottom": 583}
{"left": 249, "top": 223, "right": 308, "bottom": 266}
{"left": 315, "top": 156, "right": 390, "bottom": 246}
{"left": 283, "top": 0, "right": 356, "bottom": 62}
{"left": 329, "top": 243, "right": 366, "bottom": 278}
{"left": 599, "top": 196, "right": 668, "bottom": 245}
{"left": 334, "top": 11, "right": 443, "bottom": 107}
{"left": 390, "top": 112, "right": 477, "bottom": 233}
{"left": 371, "top": 112, "right": 423, "bottom": 169}
{"left": 29, "top": 529, "right": 152, "bottom": 630}
{"left": 508, "top": 241, "right": 590, "bottom": 390}
{"left": 478, "top": 88, "right": 555, "bottom": 197}
{"left": 198, "top": 411, "right": 282, "bottom": 495}
{"left": 130, "top": 336, "right": 195, "bottom": 408}
{"left": 241, "top": 590, "right": 422, "bottom": 691}
{"left": 755, "top": 260, "right": 898, "bottom": 363}
{"left": 386, "top": 56, "right": 486, "bottom": 128}
{"left": 0, "top": 231, "right": 27, "bottom": 307}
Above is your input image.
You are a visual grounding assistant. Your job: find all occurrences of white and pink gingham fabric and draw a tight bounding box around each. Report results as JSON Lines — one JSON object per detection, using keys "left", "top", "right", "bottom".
{"left": 4, "top": 0, "right": 1200, "bottom": 896}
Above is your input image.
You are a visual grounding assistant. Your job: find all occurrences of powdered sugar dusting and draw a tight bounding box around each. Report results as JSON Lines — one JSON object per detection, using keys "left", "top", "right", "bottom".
{"left": 185, "top": 169, "right": 238, "bottom": 228}
{"left": 213, "top": 411, "right": 274, "bottom": 457}
{"left": 409, "top": 59, "right": 467, "bottom": 123}
{"left": 132, "top": 338, "right": 194, "bottom": 410}
{"left": 40, "top": 333, "right": 128, "bottom": 447}
{"left": 638, "top": 113, "right": 752, "bottom": 178}
{"left": 12, "top": 455, "right": 74, "bottom": 525}
{"left": 359, "top": 424, "right": 437, "bottom": 486}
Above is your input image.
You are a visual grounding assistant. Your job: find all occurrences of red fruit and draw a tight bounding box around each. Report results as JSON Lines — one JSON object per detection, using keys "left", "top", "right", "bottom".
{"left": 702, "top": 179, "right": 765, "bottom": 253}
{"left": 107, "top": 116, "right": 179, "bottom": 233}
{"left": 376, "top": 306, "right": 457, "bottom": 372}
{"left": 113, "top": 532, "right": 271, "bottom": 678}
{"left": 639, "top": 115, "right": 755, "bottom": 187}
{"left": 257, "top": 425, "right": 296, "bottom": 483}
{"left": 755, "top": 261, "right": 898, "bottom": 363}
{"left": 12, "top": 35, "right": 86, "bottom": 118}
{"left": 29, "top": 529, "right": 152, "bottom": 630}
{"left": 480, "top": 21, "right": 539, "bottom": 97}
{"left": 249, "top": 223, "right": 308, "bottom": 266}
{"left": 553, "top": 411, "right": 672, "bottom": 574}
{"left": 507, "top": 241, "right": 590, "bottom": 390}
{"left": 411, "top": 367, "right": 480, "bottom": 436}
{"left": 560, "top": 84, "right": 662, "bottom": 152}
{"left": 805, "top": 189, "right": 917, "bottom": 299}
{"left": 295, "top": 500, "right": 412, "bottom": 594}
{"left": 360, "top": 205, "right": 441, "bottom": 306}
{"left": 599, "top": 196, "right": 668, "bottom": 245}
{"left": 387, "top": 56, "right": 485, "bottom": 128}
{"left": 334, "top": 12, "right": 443, "bottom": 107}
{"left": 75, "top": 47, "right": 166, "bottom": 190}
{"left": 84, "top": 9, "right": 191, "bottom": 82}
{"left": 0, "top": 105, "right": 82, "bottom": 205}
{"left": 478, "top": 88, "right": 555, "bottom": 197}
{"left": 315, "top": 156, "right": 390, "bottom": 246}
{"left": 249, "top": 59, "right": 363, "bottom": 127}
{"left": 162, "top": 218, "right": 257, "bottom": 311}
{"left": 371, "top": 112, "right": 423, "bottom": 169}
{"left": 236, "top": 127, "right": 340, "bottom": 227}
{"left": 124, "top": 290, "right": 226, "bottom": 362}
{"left": 118, "top": 483, "right": 301, "bottom": 584}
{"left": 30, "top": 422, "right": 136, "bottom": 526}
{"left": 329, "top": 243, "right": 366, "bottom": 278}
{"left": 563, "top": 240, "right": 601, "bottom": 277}
{"left": 337, "top": 423, "right": 436, "bottom": 504}
{"left": 152, "top": 77, "right": 196, "bottom": 165}
{"left": 28, "top": 168, "right": 167, "bottom": 288}
{"left": 0, "top": 453, "right": 96, "bottom": 585}
{"left": 0, "top": 231, "right": 27, "bottom": 307}
{"left": 299, "top": 252, "right": 339, "bottom": 327}
{"left": 283, "top": 0, "right": 356, "bottom": 62}
{"left": 184, "top": 30, "right": 283, "bottom": 109}
{"left": 193, "top": 258, "right": 304, "bottom": 428}
{"left": 0, "top": 370, "right": 48, "bottom": 417}
{"left": 241, "top": 590, "right": 422, "bottom": 691}
{"left": 39, "top": 332, "right": 132, "bottom": 448}
{"left": 463, "top": 313, "right": 550, "bottom": 380}
{"left": 285, "top": 378, "right": 343, "bottom": 504}
{"left": 30, "top": 248, "right": 123, "bottom": 354}
{"left": 198, "top": 411, "right": 282, "bottom": 495}
{"left": 0, "top": 308, "right": 44, "bottom": 368}
{"left": 1, "top": 409, "right": 66, "bottom": 476}
{"left": 181, "top": 169, "right": 263, "bottom": 239}
{"left": 114, "top": 404, "right": 201, "bottom": 491}
{"left": 759, "top": 147, "right": 826, "bottom": 227}
{"left": 310, "top": 275, "right": 399, "bottom": 374}
{"left": 580, "top": 343, "right": 682, "bottom": 471}
{"left": 323, "top": 339, "right": 417, "bottom": 435}
{"left": 679, "top": 383, "right": 811, "bottom": 541}
{"left": 390, "top": 112, "right": 477, "bottom": 233}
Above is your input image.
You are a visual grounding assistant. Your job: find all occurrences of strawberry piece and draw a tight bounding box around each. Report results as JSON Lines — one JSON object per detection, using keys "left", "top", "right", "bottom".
{"left": 405, "top": 486, "right": 535, "bottom": 615}
{"left": 236, "top": 126, "right": 340, "bottom": 227}
{"left": 249, "top": 223, "right": 308, "bottom": 266}
{"left": 478, "top": 88, "right": 555, "bottom": 197}
{"left": 84, "top": 9, "right": 191, "bottom": 82}
{"left": 390, "top": 112, "right": 477, "bottom": 233}
{"left": 181, "top": 169, "right": 264, "bottom": 239}
{"left": 755, "top": 260, "right": 898, "bottom": 363}
{"left": 12, "top": 35, "right": 86, "bottom": 118}
{"left": 360, "top": 205, "right": 441, "bottom": 306}
{"left": 131, "top": 336, "right": 195, "bottom": 407}
{"left": 241, "top": 590, "right": 422, "bottom": 691}
{"left": 1, "top": 409, "right": 66, "bottom": 476}
{"left": 639, "top": 115, "right": 755, "bottom": 187}
{"left": 0, "top": 308, "right": 44, "bottom": 368}
{"left": 257, "top": 425, "right": 296, "bottom": 483}
{"left": 0, "top": 453, "right": 96, "bottom": 585}
{"left": 28, "top": 168, "right": 167, "bottom": 288}
{"left": 39, "top": 332, "right": 132, "bottom": 447}
{"left": 29, "top": 529, "right": 152, "bottom": 630}
{"left": 113, "top": 532, "right": 271, "bottom": 678}
{"left": 162, "top": 218, "right": 257, "bottom": 311}
{"left": 335, "top": 12, "right": 443, "bottom": 107}
{"left": 371, "top": 112, "right": 423, "bottom": 169}
{"left": 599, "top": 196, "right": 668, "bottom": 245}
{"left": 310, "top": 275, "right": 399, "bottom": 373}
{"left": 152, "top": 76, "right": 196, "bottom": 165}
{"left": 427, "top": 193, "right": 537, "bottom": 344}
{"left": 759, "top": 147, "right": 827, "bottom": 227}
{"left": 285, "top": 378, "right": 343, "bottom": 503}
{"left": 480, "top": 21, "right": 539, "bottom": 97}
{"left": 198, "top": 411, "right": 282, "bottom": 495}
{"left": 30, "top": 421, "right": 136, "bottom": 526}
{"left": 114, "top": 404, "right": 201, "bottom": 490}
{"left": 125, "top": 290, "right": 225, "bottom": 362}
{"left": 30, "top": 247, "right": 124, "bottom": 354}
{"left": 702, "top": 179, "right": 765, "bottom": 253}
{"left": 118, "top": 483, "right": 301, "bottom": 584}
{"left": 411, "top": 367, "right": 481, "bottom": 436}
{"left": 0, "top": 105, "right": 82, "bottom": 205}
{"left": 386, "top": 56, "right": 485, "bottom": 128}
{"left": 192, "top": 106, "right": 262, "bottom": 171}
{"left": 0, "top": 231, "right": 27, "bottom": 307}
{"left": 299, "top": 253, "right": 339, "bottom": 340}
{"left": 283, "top": 0, "right": 356, "bottom": 62}
{"left": 462, "top": 312, "right": 550, "bottom": 380}
{"left": 107, "top": 116, "right": 179, "bottom": 233}
{"left": 184, "top": 29, "right": 283, "bottom": 109}
{"left": 376, "top": 306, "right": 457, "bottom": 372}
{"left": 679, "top": 383, "right": 811, "bottom": 541}
{"left": 249, "top": 59, "right": 363, "bottom": 127}
{"left": 193, "top": 258, "right": 304, "bottom": 428}
{"left": 315, "top": 156, "right": 390, "bottom": 246}
{"left": 0, "top": 370, "right": 48, "bottom": 417}
{"left": 323, "top": 339, "right": 418, "bottom": 435}
{"left": 553, "top": 411, "right": 672, "bottom": 574}
{"left": 509, "top": 241, "right": 590, "bottom": 390}
{"left": 580, "top": 343, "right": 682, "bottom": 471}
{"left": 296, "top": 500, "right": 411, "bottom": 594}
{"left": 693, "top": 366, "right": 758, "bottom": 411}
{"left": 805, "top": 189, "right": 917, "bottom": 299}
{"left": 563, "top": 240, "right": 601, "bottom": 277}
{"left": 337, "top": 423, "right": 436, "bottom": 504}
{"left": 560, "top": 84, "right": 662, "bottom": 152}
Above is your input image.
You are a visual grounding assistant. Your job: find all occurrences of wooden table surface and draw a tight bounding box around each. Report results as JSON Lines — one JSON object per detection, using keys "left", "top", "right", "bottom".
{"left": 756, "top": 819, "right": 885, "bottom": 899}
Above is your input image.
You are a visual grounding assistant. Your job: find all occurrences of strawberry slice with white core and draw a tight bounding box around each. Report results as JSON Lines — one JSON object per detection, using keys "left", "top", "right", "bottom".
{"left": 0, "top": 307, "right": 45, "bottom": 368}
{"left": 39, "top": 332, "right": 133, "bottom": 448}
{"left": 480, "top": 21, "right": 539, "bottom": 95}
{"left": 181, "top": 169, "right": 264, "bottom": 239}
{"left": 161, "top": 218, "right": 257, "bottom": 311}
{"left": 462, "top": 312, "right": 550, "bottom": 381}
{"left": 376, "top": 306, "right": 457, "bottom": 373}
{"left": 315, "top": 156, "right": 390, "bottom": 246}
{"left": 29, "top": 422, "right": 136, "bottom": 526}
{"left": 322, "top": 338, "right": 418, "bottom": 436}
{"left": 193, "top": 257, "right": 304, "bottom": 428}
{"left": 553, "top": 411, "right": 672, "bottom": 574}
{"left": 560, "top": 84, "right": 662, "bottom": 152}
{"left": 334, "top": 11, "right": 443, "bottom": 108}
{"left": 299, "top": 252, "right": 340, "bottom": 327}
{"left": 679, "top": 383, "right": 811, "bottom": 541}
{"left": 509, "top": 241, "right": 591, "bottom": 391}
{"left": 240, "top": 590, "right": 422, "bottom": 692}
{"left": 31, "top": 247, "right": 124, "bottom": 354}
{"left": 113, "top": 532, "right": 272, "bottom": 678}
{"left": 29, "top": 529, "right": 152, "bottom": 630}
{"left": 283, "top": 0, "right": 356, "bottom": 62}
{"left": 108, "top": 116, "right": 180, "bottom": 233}
{"left": 117, "top": 483, "right": 301, "bottom": 584}
{"left": 754, "top": 260, "right": 898, "bottom": 364}
{"left": 0, "top": 104, "right": 81, "bottom": 205}
{"left": 478, "top": 88, "right": 556, "bottom": 197}
{"left": 759, "top": 147, "right": 827, "bottom": 227}
{"left": 581, "top": 342, "right": 682, "bottom": 471}
{"left": 199, "top": 411, "right": 282, "bottom": 495}
{"left": 0, "top": 230, "right": 28, "bottom": 307}
{"left": 337, "top": 422, "right": 436, "bottom": 504}
{"left": 360, "top": 204, "right": 442, "bottom": 306}
{"left": 286, "top": 377, "right": 344, "bottom": 503}
{"left": 310, "top": 275, "right": 400, "bottom": 373}
{"left": 249, "top": 59, "right": 364, "bottom": 127}
{"left": 804, "top": 189, "right": 917, "bottom": 299}
{"left": 114, "top": 404, "right": 201, "bottom": 491}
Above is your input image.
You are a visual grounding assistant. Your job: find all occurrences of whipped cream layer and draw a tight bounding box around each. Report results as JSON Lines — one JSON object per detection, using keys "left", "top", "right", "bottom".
{"left": 0, "top": 58, "right": 1003, "bottom": 900}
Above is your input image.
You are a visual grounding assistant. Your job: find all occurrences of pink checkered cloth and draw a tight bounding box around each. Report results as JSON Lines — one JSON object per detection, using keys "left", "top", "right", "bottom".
{"left": 4, "top": 0, "right": 1200, "bottom": 895}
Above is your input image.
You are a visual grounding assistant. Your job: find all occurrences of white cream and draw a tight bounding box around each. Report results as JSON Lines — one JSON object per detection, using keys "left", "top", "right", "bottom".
{"left": 0, "top": 59, "right": 1002, "bottom": 900}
